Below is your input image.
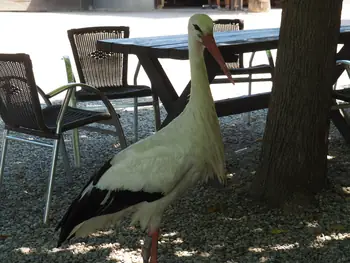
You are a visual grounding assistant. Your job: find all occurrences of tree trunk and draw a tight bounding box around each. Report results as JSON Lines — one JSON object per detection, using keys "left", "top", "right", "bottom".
{"left": 251, "top": 0, "right": 343, "bottom": 207}
{"left": 248, "top": 0, "right": 270, "bottom": 12}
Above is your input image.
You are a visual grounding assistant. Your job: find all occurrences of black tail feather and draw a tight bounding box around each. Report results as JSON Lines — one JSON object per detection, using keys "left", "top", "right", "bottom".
{"left": 56, "top": 158, "right": 113, "bottom": 246}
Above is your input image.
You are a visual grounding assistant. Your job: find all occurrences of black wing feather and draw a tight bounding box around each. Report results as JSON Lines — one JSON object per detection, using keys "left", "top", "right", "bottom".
{"left": 56, "top": 157, "right": 164, "bottom": 247}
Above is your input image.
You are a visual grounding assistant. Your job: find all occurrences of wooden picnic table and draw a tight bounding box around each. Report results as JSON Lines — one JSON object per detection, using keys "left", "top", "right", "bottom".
{"left": 97, "top": 25, "right": 350, "bottom": 143}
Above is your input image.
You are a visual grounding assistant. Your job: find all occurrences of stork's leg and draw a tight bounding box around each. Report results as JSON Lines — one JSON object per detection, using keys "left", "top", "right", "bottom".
{"left": 141, "top": 230, "right": 160, "bottom": 263}
{"left": 150, "top": 230, "right": 159, "bottom": 263}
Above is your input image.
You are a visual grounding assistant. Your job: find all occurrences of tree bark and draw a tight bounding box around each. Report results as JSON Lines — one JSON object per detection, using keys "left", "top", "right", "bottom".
{"left": 248, "top": 0, "right": 271, "bottom": 12}
{"left": 251, "top": 0, "right": 343, "bottom": 207}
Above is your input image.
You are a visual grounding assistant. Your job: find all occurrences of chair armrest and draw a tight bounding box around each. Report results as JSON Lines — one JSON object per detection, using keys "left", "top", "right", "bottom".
{"left": 49, "top": 83, "right": 120, "bottom": 134}
{"left": 36, "top": 85, "right": 52, "bottom": 106}
{"left": 133, "top": 61, "right": 142, "bottom": 85}
{"left": 62, "top": 55, "right": 76, "bottom": 83}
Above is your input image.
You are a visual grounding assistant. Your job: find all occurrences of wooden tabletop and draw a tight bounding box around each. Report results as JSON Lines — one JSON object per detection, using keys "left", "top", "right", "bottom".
{"left": 97, "top": 25, "right": 350, "bottom": 60}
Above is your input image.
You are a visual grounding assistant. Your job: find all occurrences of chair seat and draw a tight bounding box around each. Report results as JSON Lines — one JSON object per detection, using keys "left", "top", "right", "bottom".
{"left": 42, "top": 105, "right": 111, "bottom": 132}
{"left": 75, "top": 85, "right": 152, "bottom": 101}
{"left": 230, "top": 64, "right": 273, "bottom": 75}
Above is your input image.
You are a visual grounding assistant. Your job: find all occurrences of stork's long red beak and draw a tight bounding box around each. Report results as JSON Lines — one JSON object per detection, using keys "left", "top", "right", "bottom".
{"left": 202, "top": 34, "right": 235, "bottom": 85}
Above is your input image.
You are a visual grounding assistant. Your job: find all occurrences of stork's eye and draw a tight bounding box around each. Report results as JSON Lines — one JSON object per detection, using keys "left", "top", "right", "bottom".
{"left": 193, "top": 24, "right": 203, "bottom": 33}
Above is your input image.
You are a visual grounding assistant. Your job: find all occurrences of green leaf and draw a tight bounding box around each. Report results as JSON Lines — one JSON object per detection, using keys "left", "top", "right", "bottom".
{"left": 270, "top": 228, "right": 288, "bottom": 234}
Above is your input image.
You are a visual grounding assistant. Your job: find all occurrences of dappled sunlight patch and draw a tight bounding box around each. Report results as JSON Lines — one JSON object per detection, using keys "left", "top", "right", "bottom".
{"left": 246, "top": 242, "right": 298, "bottom": 254}
{"left": 107, "top": 246, "right": 141, "bottom": 262}
{"left": 313, "top": 232, "right": 350, "bottom": 245}
{"left": 162, "top": 231, "right": 178, "bottom": 238}
{"left": 67, "top": 244, "right": 97, "bottom": 255}
{"left": 170, "top": 237, "right": 183, "bottom": 244}
{"left": 160, "top": 231, "right": 183, "bottom": 244}
{"left": 269, "top": 242, "right": 299, "bottom": 251}
{"left": 89, "top": 230, "right": 115, "bottom": 238}
{"left": 308, "top": 233, "right": 350, "bottom": 249}
{"left": 14, "top": 247, "right": 36, "bottom": 254}
{"left": 174, "top": 249, "right": 198, "bottom": 257}
{"left": 48, "top": 241, "right": 124, "bottom": 261}
{"left": 226, "top": 172, "right": 235, "bottom": 178}
{"left": 48, "top": 242, "right": 118, "bottom": 256}
{"left": 222, "top": 215, "right": 248, "bottom": 223}
{"left": 247, "top": 242, "right": 299, "bottom": 254}
{"left": 248, "top": 246, "right": 265, "bottom": 253}
{"left": 327, "top": 155, "right": 336, "bottom": 160}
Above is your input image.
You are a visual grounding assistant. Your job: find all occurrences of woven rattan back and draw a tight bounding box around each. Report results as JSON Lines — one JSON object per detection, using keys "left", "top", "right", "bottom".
{"left": 68, "top": 26, "right": 130, "bottom": 89}
{"left": 213, "top": 19, "right": 244, "bottom": 32}
{"left": 213, "top": 19, "right": 244, "bottom": 69}
{"left": 0, "top": 53, "right": 47, "bottom": 131}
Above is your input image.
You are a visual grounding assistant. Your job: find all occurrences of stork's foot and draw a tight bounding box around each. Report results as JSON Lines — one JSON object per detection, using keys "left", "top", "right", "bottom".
{"left": 141, "top": 235, "right": 152, "bottom": 263}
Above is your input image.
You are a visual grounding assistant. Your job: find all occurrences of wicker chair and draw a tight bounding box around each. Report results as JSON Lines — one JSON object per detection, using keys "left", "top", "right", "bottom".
{"left": 0, "top": 53, "right": 126, "bottom": 223}
{"left": 67, "top": 26, "right": 160, "bottom": 143}
{"left": 212, "top": 19, "right": 275, "bottom": 124}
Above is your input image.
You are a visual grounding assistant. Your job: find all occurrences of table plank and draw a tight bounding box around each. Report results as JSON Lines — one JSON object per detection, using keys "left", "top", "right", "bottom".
{"left": 100, "top": 28, "right": 279, "bottom": 49}
{"left": 97, "top": 25, "right": 350, "bottom": 60}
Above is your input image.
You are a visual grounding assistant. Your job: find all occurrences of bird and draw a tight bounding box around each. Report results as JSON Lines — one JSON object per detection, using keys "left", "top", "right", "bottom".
{"left": 55, "top": 13, "right": 235, "bottom": 263}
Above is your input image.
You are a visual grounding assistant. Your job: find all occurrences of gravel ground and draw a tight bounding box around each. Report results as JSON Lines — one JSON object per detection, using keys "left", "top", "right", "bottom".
{"left": 1, "top": 100, "right": 350, "bottom": 263}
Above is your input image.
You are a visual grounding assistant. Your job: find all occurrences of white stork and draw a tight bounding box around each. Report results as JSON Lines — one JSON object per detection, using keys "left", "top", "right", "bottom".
{"left": 56, "top": 14, "right": 235, "bottom": 263}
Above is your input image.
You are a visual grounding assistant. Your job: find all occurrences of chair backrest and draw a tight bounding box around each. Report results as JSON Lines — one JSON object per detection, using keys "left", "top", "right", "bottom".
{"left": 0, "top": 53, "right": 48, "bottom": 131}
{"left": 67, "top": 26, "right": 130, "bottom": 89}
{"left": 213, "top": 19, "right": 244, "bottom": 68}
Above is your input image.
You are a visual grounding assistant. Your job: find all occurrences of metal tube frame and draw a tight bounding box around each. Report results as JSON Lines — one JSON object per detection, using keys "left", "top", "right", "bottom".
{"left": 62, "top": 56, "right": 80, "bottom": 167}
{"left": 0, "top": 129, "right": 71, "bottom": 224}
{"left": 43, "top": 139, "right": 60, "bottom": 224}
{"left": 0, "top": 130, "right": 9, "bottom": 188}
{"left": 134, "top": 61, "right": 161, "bottom": 141}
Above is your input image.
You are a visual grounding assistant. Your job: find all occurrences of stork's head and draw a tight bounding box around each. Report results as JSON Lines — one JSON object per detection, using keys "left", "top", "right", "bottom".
{"left": 188, "top": 14, "right": 235, "bottom": 85}
{"left": 188, "top": 14, "right": 214, "bottom": 41}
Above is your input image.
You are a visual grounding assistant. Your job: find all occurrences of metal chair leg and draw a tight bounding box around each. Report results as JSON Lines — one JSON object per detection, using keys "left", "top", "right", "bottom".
{"left": 134, "top": 97, "right": 139, "bottom": 142}
{"left": 69, "top": 91, "right": 81, "bottom": 168}
{"left": 43, "top": 139, "right": 60, "bottom": 224}
{"left": 72, "top": 128, "right": 80, "bottom": 168}
{"left": 247, "top": 79, "right": 252, "bottom": 125}
{"left": 153, "top": 95, "right": 161, "bottom": 131}
{"left": 0, "top": 130, "right": 9, "bottom": 188}
{"left": 59, "top": 138, "right": 72, "bottom": 184}
{"left": 111, "top": 112, "right": 127, "bottom": 149}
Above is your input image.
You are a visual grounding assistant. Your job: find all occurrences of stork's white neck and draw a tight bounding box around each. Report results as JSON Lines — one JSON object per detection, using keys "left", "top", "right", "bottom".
{"left": 187, "top": 34, "right": 214, "bottom": 108}
{"left": 183, "top": 30, "right": 226, "bottom": 184}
